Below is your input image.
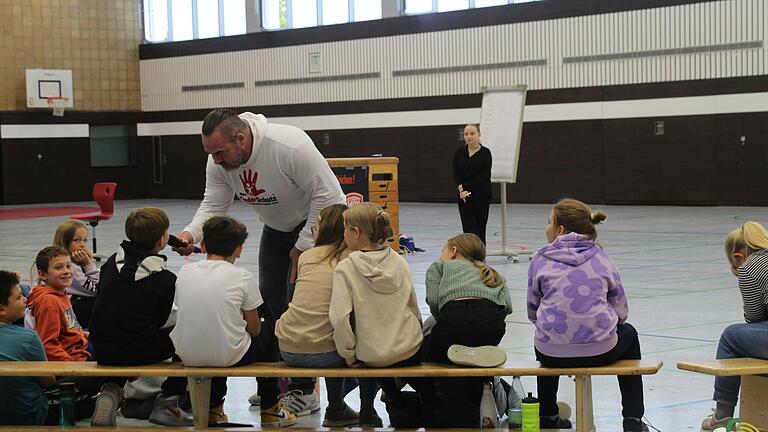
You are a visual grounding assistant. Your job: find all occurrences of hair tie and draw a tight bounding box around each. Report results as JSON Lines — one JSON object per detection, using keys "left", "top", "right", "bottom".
{"left": 377, "top": 210, "right": 385, "bottom": 216}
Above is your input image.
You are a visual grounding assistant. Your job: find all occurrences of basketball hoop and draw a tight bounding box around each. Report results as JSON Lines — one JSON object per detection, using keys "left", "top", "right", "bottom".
{"left": 46, "top": 97, "right": 69, "bottom": 117}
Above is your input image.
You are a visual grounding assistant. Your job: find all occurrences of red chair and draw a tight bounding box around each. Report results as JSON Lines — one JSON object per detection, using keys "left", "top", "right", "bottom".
{"left": 70, "top": 182, "right": 116, "bottom": 259}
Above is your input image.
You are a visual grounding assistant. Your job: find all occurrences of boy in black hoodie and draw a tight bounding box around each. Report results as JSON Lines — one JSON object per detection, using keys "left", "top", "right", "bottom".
{"left": 88, "top": 207, "right": 192, "bottom": 427}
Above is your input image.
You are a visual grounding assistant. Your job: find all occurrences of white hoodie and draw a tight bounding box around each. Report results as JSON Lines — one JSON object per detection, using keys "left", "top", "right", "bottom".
{"left": 330, "top": 248, "right": 423, "bottom": 367}
{"left": 184, "top": 113, "right": 345, "bottom": 251}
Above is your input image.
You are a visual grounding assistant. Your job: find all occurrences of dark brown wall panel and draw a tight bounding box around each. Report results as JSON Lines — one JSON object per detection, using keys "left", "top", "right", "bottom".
{"left": 604, "top": 116, "right": 717, "bottom": 204}
{"left": 507, "top": 120, "right": 605, "bottom": 204}
{"left": 1, "top": 138, "right": 148, "bottom": 205}
{"left": 716, "top": 113, "right": 768, "bottom": 206}
{"left": 144, "top": 136, "right": 208, "bottom": 199}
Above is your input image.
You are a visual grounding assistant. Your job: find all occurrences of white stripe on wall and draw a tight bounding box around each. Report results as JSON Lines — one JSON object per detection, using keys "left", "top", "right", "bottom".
{"left": 0, "top": 124, "right": 89, "bottom": 139}
{"left": 4, "top": 91, "right": 768, "bottom": 139}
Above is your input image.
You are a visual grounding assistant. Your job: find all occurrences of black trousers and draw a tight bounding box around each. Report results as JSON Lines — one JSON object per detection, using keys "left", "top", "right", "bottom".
{"left": 426, "top": 299, "right": 507, "bottom": 427}
{"left": 259, "top": 222, "right": 316, "bottom": 393}
{"left": 70, "top": 296, "right": 96, "bottom": 329}
{"left": 378, "top": 349, "right": 439, "bottom": 428}
{"left": 93, "top": 328, "right": 187, "bottom": 398}
{"left": 257, "top": 222, "right": 304, "bottom": 321}
{"left": 457, "top": 198, "right": 490, "bottom": 245}
{"left": 535, "top": 323, "right": 645, "bottom": 419}
{"left": 211, "top": 321, "right": 280, "bottom": 408}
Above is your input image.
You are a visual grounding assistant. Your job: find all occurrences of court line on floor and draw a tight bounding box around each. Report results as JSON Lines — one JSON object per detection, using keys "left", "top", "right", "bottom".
{"left": 638, "top": 333, "right": 719, "bottom": 343}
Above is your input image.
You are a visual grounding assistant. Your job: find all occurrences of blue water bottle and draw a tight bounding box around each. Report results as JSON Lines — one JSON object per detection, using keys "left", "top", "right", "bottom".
{"left": 59, "top": 382, "right": 76, "bottom": 427}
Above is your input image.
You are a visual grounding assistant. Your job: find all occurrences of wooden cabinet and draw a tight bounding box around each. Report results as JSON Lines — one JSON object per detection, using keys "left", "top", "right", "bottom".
{"left": 327, "top": 157, "right": 399, "bottom": 251}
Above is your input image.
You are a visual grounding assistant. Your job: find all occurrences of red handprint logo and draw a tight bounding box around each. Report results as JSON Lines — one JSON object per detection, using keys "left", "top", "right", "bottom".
{"left": 239, "top": 169, "right": 266, "bottom": 197}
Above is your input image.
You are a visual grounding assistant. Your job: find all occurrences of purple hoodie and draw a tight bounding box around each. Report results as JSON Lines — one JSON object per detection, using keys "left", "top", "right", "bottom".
{"left": 527, "top": 232, "right": 628, "bottom": 358}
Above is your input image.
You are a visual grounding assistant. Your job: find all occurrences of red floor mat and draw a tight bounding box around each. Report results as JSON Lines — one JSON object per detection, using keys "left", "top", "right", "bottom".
{"left": 0, "top": 206, "right": 99, "bottom": 221}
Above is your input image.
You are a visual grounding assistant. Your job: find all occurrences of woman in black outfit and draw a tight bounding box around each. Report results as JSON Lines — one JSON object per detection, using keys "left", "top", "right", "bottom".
{"left": 452, "top": 123, "right": 492, "bottom": 245}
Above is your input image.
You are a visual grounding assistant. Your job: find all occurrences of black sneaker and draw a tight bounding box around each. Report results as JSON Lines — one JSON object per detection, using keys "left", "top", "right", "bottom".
{"left": 322, "top": 403, "right": 359, "bottom": 427}
{"left": 540, "top": 416, "right": 572, "bottom": 429}
{"left": 623, "top": 418, "right": 650, "bottom": 432}
{"left": 359, "top": 408, "right": 383, "bottom": 427}
{"left": 121, "top": 398, "right": 154, "bottom": 420}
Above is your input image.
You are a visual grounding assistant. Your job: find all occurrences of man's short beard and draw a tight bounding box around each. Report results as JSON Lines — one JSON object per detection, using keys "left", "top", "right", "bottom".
{"left": 221, "top": 150, "right": 246, "bottom": 171}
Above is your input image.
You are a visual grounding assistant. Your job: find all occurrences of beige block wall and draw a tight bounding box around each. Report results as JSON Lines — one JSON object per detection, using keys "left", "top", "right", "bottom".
{"left": 0, "top": 0, "right": 143, "bottom": 111}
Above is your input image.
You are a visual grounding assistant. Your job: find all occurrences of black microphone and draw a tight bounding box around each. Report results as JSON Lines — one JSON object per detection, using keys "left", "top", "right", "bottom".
{"left": 168, "top": 234, "right": 202, "bottom": 253}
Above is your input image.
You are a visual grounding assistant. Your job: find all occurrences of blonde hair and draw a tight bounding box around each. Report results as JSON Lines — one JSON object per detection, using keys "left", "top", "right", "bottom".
{"left": 446, "top": 233, "right": 504, "bottom": 288}
{"left": 725, "top": 221, "right": 768, "bottom": 268}
{"left": 343, "top": 202, "right": 394, "bottom": 246}
{"left": 313, "top": 204, "right": 348, "bottom": 265}
{"left": 465, "top": 123, "right": 480, "bottom": 134}
{"left": 52, "top": 220, "right": 88, "bottom": 251}
{"left": 552, "top": 198, "right": 607, "bottom": 241}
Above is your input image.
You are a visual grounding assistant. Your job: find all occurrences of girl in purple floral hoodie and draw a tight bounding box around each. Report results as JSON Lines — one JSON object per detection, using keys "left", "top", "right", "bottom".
{"left": 527, "top": 198, "right": 647, "bottom": 432}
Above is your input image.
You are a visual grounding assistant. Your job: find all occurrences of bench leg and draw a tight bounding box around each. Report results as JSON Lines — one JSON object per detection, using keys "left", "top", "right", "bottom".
{"left": 188, "top": 376, "right": 211, "bottom": 429}
{"left": 740, "top": 375, "right": 768, "bottom": 430}
{"left": 575, "top": 375, "right": 596, "bottom": 432}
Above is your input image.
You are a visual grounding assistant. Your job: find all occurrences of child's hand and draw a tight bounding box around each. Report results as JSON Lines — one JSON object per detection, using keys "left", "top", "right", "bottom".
{"left": 346, "top": 357, "right": 364, "bottom": 368}
{"left": 71, "top": 249, "right": 93, "bottom": 266}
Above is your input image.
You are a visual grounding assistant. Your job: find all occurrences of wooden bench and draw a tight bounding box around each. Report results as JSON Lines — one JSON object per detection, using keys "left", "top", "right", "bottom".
{"left": 677, "top": 358, "right": 768, "bottom": 430}
{"left": 0, "top": 359, "right": 662, "bottom": 431}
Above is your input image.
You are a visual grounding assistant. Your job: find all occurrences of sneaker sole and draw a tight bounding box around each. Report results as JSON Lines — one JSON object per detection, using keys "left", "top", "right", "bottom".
{"left": 447, "top": 345, "right": 507, "bottom": 367}
{"left": 322, "top": 418, "right": 360, "bottom": 427}
{"left": 291, "top": 405, "right": 321, "bottom": 417}
{"left": 91, "top": 394, "right": 118, "bottom": 426}
{"left": 262, "top": 417, "right": 298, "bottom": 427}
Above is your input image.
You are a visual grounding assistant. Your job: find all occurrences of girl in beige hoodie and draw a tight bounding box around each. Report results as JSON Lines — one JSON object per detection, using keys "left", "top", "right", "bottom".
{"left": 329, "top": 202, "right": 424, "bottom": 426}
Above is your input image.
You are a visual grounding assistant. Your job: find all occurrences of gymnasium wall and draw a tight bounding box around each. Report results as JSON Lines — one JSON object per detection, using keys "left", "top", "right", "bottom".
{"left": 138, "top": 0, "right": 766, "bottom": 111}
{"left": 0, "top": 0, "right": 143, "bottom": 111}
{"left": 1, "top": 0, "right": 767, "bottom": 207}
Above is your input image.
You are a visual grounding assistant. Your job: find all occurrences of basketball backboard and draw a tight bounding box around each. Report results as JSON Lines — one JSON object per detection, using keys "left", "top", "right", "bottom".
{"left": 26, "top": 69, "right": 74, "bottom": 109}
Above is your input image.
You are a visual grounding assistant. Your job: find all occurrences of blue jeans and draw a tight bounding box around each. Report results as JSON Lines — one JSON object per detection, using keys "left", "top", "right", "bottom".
{"left": 281, "top": 351, "right": 379, "bottom": 406}
{"left": 713, "top": 321, "right": 768, "bottom": 405}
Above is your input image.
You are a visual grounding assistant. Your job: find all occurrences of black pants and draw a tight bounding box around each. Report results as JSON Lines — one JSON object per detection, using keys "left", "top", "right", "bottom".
{"left": 257, "top": 222, "right": 304, "bottom": 321}
{"left": 70, "top": 296, "right": 96, "bottom": 329}
{"left": 93, "top": 328, "right": 187, "bottom": 398}
{"left": 535, "top": 323, "right": 645, "bottom": 419}
{"left": 211, "top": 321, "right": 280, "bottom": 408}
{"left": 259, "top": 222, "right": 316, "bottom": 392}
{"left": 426, "top": 299, "right": 507, "bottom": 427}
{"left": 378, "top": 349, "right": 439, "bottom": 428}
{"left": 457, "top": 198, "right": 490, "bottom": 244}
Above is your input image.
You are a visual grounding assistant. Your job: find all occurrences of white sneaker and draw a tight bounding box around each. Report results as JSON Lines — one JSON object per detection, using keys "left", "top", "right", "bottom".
{"left": 493, "top": 377, "right": 507, "bottom": 418}
{"left": 447, "top": 345, "right": 507, "bottom": 367}
{"left": 148, "top": 395, "right": 194, "bottom": 427}
{"left": 279, "top": 389, "right": 320, "bottom": 417}
{"left": 91, "top": 382, "right": 123, "bottom": 426}
{"left": 248, "top": 392, "right": 261, "bottom": 406}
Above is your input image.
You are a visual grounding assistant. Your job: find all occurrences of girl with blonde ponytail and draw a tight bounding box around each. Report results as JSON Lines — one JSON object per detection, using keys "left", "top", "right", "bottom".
{"left": 423, "top": 233, "right": 512, "bottom": 426}
{"left": 329, "top": 202, "right": 424, "bottom": 426}
{"left": 700, "top": 221, "right": 768, "bottom": 431}
{"left": 529, "top": 198, "right": 647, "bottom": 432}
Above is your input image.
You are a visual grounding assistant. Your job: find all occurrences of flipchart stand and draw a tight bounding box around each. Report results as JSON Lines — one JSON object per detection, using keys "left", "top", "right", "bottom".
{"left": 479, "top": 85, "right": 533, "bottom": 263}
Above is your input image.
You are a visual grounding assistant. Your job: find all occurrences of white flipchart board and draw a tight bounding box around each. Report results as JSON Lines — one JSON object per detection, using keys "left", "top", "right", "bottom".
{"left": 479, "top": 85, "right": 527, "bottom": 183}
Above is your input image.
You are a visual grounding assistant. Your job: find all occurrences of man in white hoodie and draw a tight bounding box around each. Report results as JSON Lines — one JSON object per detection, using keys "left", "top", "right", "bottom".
{"left": 174, "top": 109, "right": 345, "bottom": 412}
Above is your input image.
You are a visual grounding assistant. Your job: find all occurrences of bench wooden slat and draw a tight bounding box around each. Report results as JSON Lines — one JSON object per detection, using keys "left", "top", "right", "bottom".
{"left": 677, "top": 358, "right": 768, "bottom": 376}
{"left": 0, "top": 359, "right": 662, "bottom": 378}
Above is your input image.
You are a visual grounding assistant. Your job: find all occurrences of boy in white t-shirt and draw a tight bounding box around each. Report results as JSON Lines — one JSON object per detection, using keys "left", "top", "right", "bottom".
{"left": 171, "top": 216, "right": 296, "bottom": 427}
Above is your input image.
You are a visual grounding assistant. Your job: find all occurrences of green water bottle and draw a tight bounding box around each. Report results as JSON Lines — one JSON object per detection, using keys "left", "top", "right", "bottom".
{"left": 521, "top": 392, "right": 539, "bottom": 432}
{"left": 59, "top": 382, "right": 76, "bottom": 427}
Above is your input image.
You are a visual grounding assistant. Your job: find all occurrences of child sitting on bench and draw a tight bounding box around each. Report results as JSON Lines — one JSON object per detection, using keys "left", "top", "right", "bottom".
{"left": 527, "top": 198, "right": 648, "bottom": 432}
{"left": 171, "top": 216, "right": 295, "bottom": 428}
{"left": 700, "top": 221, "right": 768, "bottom": 431}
